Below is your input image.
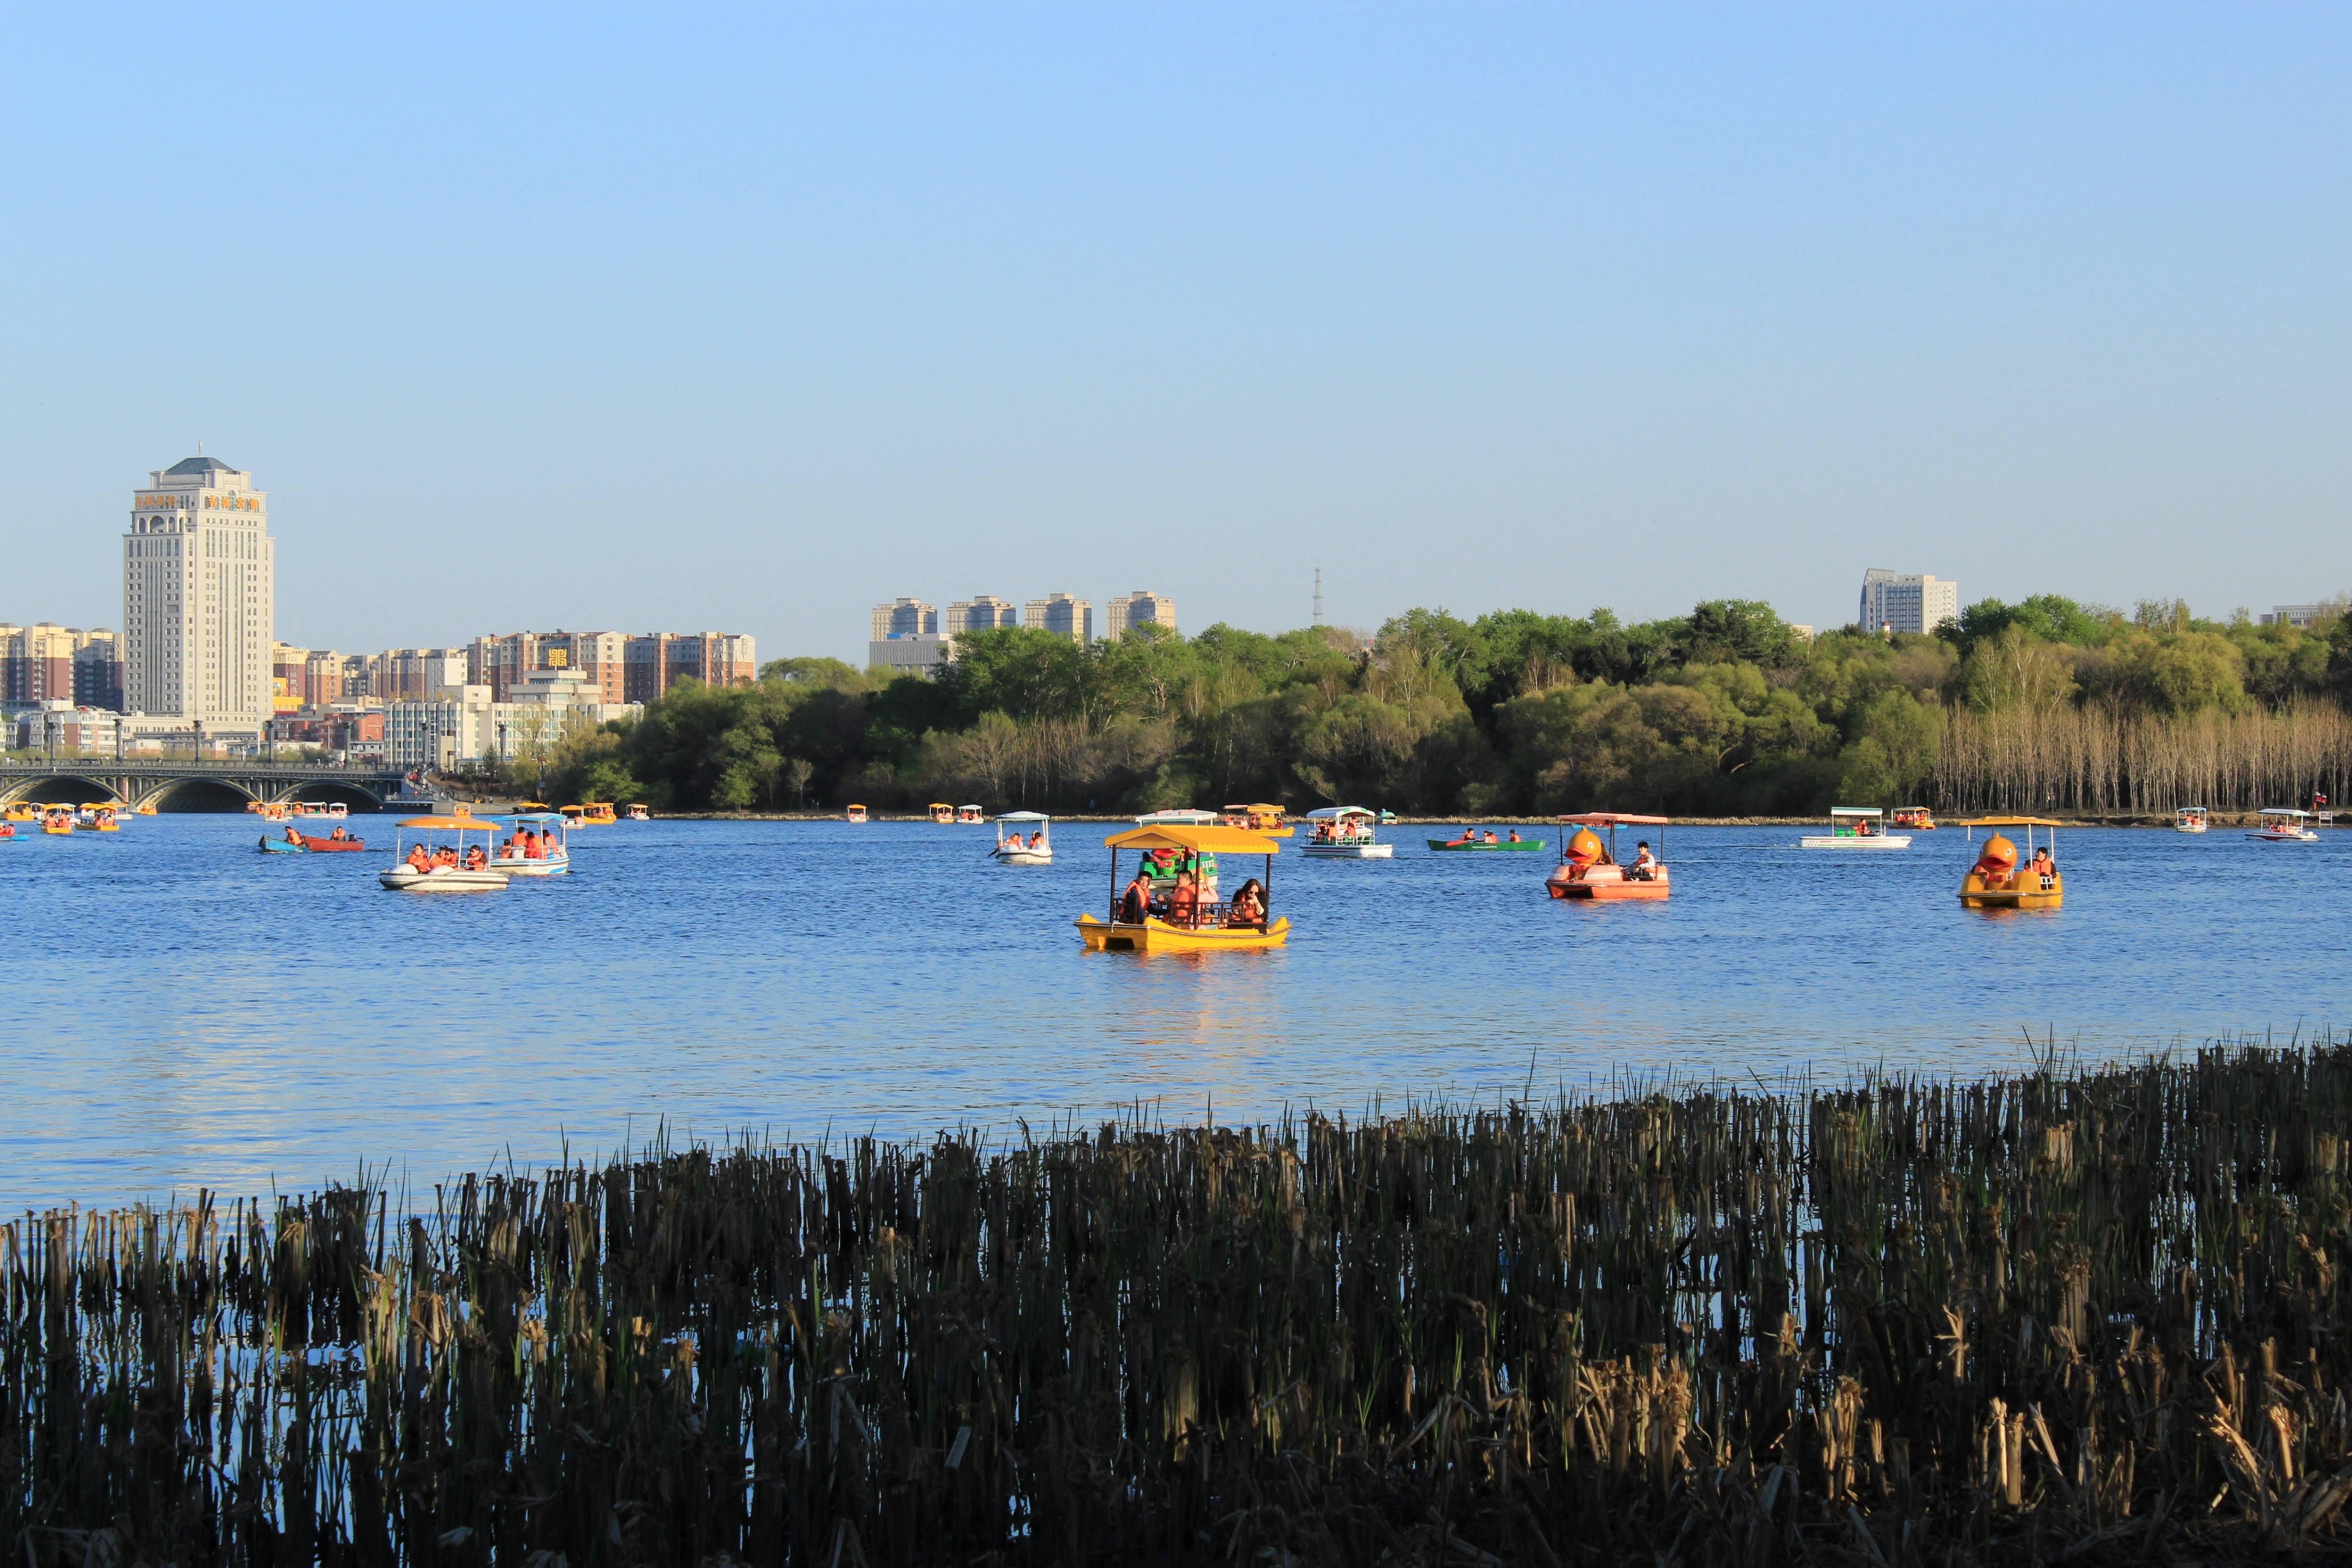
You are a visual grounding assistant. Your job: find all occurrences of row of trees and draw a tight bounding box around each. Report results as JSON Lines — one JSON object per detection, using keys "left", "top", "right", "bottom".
{"left": 535, "top": 594, "right": 2352, "bottom": 816}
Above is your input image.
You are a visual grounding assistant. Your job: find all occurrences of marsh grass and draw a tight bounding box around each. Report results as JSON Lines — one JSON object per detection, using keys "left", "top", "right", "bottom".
{"left": 8, "top": 1037, "right": 2352, "bottom": 1564}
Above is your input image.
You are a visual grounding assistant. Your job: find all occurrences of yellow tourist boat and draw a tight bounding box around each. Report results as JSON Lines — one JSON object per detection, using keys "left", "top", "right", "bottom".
{"left": 1957, "top": 816, "right": 2064, "bottom": 909}
{"left": 90, "top": 805, "right": 121, "bottom": 832}
{"left": 42, "top": 805, "right": 75, "bottom": 836}
{"left": 928, "top": 802, "right": 955, "bottom": 825}
{"left": 1218, "top": 802, "right": 1296, "bottom": 836}
{"left": 845, "top": 803, "right": 868, "bottom": 824}
{"left": 134, "top": 799, "right": 158, "bottom": 816}
{"left": 1075, "top": 824, "right": 1289, "bottom": 952}
{"left": 576, "top": 802, "right": 618, "bottom": 826}
{"left": 3, "top": 802, "right": 37, "bottom": 823}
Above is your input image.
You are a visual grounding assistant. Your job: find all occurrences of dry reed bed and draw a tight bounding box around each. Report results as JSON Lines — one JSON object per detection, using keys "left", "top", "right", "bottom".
{"left": 1938, "top": 700, "right": 2352, "bottom": 814}
{"left": 8, "top": 1039, "right": 2352, "bottom": 1564}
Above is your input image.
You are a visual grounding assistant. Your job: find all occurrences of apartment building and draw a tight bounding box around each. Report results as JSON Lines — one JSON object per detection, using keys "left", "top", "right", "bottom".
{"left": 1104, "top": 589, "right": 1178, "bottom": 640}
{"left": 1023, "top": 593, "right": 1094, "bottom": 644}
{"left": 944, "top": 596, "right": 1020, "bottom": 636}
{"left": 122, "top": 455, "right": 274, "bottom": 735}
{"left": 1857, "top": 570, "right": 1959, "bottom": 635}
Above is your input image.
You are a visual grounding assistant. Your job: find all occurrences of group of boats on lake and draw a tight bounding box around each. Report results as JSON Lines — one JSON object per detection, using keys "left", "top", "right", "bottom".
{"left": 0, "top": 799, "right": 150, "bottom": 837}
{"left": 845, "top": 793, "right": 2338, "bottom": 952}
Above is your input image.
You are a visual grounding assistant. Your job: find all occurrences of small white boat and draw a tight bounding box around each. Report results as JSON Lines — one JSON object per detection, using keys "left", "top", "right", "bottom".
{"left": 297, "top": 801, "right": 349, "bottom": 819}
{"left": 379, "top": 811, "right": 511, "bottom": 893}
{"left": 957, "top": 803, "right": 985, "bottom": 825}
{"left": 846, "top": 804, "right": 869, "bottom": 824}
{"left": 1800, "top": 806, "right": 1911, "bottom": 850}
{"left": 625, "top": 803, "right": 650, "bottom": 821}
{"left": 992, "top": 810, "right": 1053, "bottom": 864}
{"left": 1300, "top": 805, "right": 1393, "bottom": 858}
{"left": 1134, "top": 809, "right": 1220, "bottom": 827}
{"left": 2248, "top": 808, "right": 2319, "bottom": 843}
{"left": 491, "top": 810, "right": 573, "bottom": 876}
{"left": 2175, "top": 805, "right": 2210, "bottom": 834}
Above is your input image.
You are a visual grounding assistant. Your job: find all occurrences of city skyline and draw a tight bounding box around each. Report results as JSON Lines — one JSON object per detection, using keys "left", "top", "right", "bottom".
{"left": 1, "top": 9, "right": 2344, "bottom": 663}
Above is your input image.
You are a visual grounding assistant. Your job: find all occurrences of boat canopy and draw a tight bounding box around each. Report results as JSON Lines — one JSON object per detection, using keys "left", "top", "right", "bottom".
{"left": 1829, "top": 807, "right": 1884, "bottom": 818}
{"left": 1136, "top": 809, "right": 1220, "bottom": 824}
{"left": 1558, "top": 812, "right": 1670, "bottom": 827}
{"left": 1103, "top": 825, "right": 1283, "bottom": 856}
{"left": 502, "top": 811, "right": 568, "bottom": 824}
{"left": 2259, "top": 808, "right": 2312, "bottom": 818}
{"left": 928, "top": 802, "right": 953, "bottom": 811}
{"left": 997, "top": 810, "right": 1051, "bottom": 823}
{"left": 1957, "top": 815, "right": 2064, "bottom": 827}
{"left": 959, "top": 804, "right": 982, "bottom": 812}
{"left": 1305, "top": 805, "right": 1375, "bottom": 819}
{"left": 398, "top": 812, "right": 502, "bottom": 831}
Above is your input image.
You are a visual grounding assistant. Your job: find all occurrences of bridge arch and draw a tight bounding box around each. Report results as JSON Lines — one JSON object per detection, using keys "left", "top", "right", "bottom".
{"left": 0, "top": 774, "right": 124, "bottom": 806}
{"left": 140, "top": 777, "right": 260, "bottom": 812}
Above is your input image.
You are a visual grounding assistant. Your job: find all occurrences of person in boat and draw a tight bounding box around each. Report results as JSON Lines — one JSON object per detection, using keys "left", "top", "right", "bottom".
{"left": 434, "top": 845, "right": 460, "bottom": 871}
{"left": 1631, "top": 840, "right": 1657, "bottom": 878}
{"left": 1167, "top": 870, "right": 1201, "bottom": 928}
{"left": 285, "top": 825, "right": 303, "bottom": 846}
{"left": 330, "top": 826, "right": 348, "bottom": 841}
{"left": 1227, "top": 879, "right": 1266, "bottom": 927}
{"left": 1506, "top": 828, "right": 1521, "bottom": 843}
{"left": 1119, "top": 868, "right": 1153, "bottom": 924}
{"left": 521, "top": 829, "right": 543, "bottom": 860}
{"left": 406, "top": 843, "right": 431, "bottom": 875}
{"left": 2030, "top": 844, "right": 2056, "bottom": 882}
{"left": 463, "top": 844, "right": 488, "bottom": 870}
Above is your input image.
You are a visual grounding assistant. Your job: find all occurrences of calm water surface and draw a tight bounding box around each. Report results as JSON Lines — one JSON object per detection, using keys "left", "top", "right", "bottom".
{"left": 3, "top": 813, "right": 2343, "bottom": 1208}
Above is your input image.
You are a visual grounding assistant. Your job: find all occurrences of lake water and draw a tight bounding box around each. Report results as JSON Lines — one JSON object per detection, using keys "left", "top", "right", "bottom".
{"left": 2, "top": 812, "right": 2342, "bottom": 1210}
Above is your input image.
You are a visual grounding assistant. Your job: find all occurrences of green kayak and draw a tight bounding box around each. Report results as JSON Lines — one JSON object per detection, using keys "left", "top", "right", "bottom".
{"left": 1426, "top": 836, "right": 1547, "bottom": 851}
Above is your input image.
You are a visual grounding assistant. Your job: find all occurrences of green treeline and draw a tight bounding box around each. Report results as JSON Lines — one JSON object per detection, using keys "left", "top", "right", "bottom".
{"left": 546, "top": 595, "right": 2352, "bottom": 815}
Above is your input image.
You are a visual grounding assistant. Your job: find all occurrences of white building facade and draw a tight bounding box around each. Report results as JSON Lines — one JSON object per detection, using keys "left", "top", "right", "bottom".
{"left": 1857, "top": 570, "right": 1958, "bottom": 635}
{"left": 123, "top": 456, "right": 275, "bottom": 735}
{"left": 1104, "top": 589, "right": 1177, "bottom": 640}
{"left": 1023, "top": 593, "right": 1094, "bottom": 644}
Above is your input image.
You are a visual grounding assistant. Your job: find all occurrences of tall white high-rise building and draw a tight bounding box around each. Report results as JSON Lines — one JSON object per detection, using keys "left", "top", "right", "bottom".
{"left": 123, "top": 456, "right": 275, "bottom": 731}
{"left": 1857, "top": 569, "right": 1958, "bottom": 635}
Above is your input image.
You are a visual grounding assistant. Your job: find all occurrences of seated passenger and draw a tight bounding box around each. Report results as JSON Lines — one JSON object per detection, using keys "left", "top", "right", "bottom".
{"left": 1167, "top": 870, "right": 1201, "bottom": 928}
{"left": 1506, "top": 828, "right": 1521, "bottom": 843}
{"left": 1631, "top": 840, "right": 1657, "bottom": 878}
{"left": 1482, "top": 830, "right": 1499, "bottom": 843}
{"left": 2031, "top": 845, "right": 2056, "bottom": 881}
{"left": 406, "top": 843, "right": 431, "bottom": 873}
{"left": 285, "top": 826, "right": 303, "bottom": 844}
{"left": 1119, "top": 870, "right": 1153, "bottom": 924}
{"left": 1227, "top": 879, "right": 1266, "bottom": 927}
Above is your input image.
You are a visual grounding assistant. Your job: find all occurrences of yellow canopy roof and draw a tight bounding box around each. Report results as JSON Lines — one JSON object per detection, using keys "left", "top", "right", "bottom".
{"left": 1103, "top": 825, "right": 1283, "bottom": 855}
{"left": 1958, "top": 815, "right": 2064, "bottom": 827}
{"left": 399, "top": 812, "right": 502, "bottom": 831}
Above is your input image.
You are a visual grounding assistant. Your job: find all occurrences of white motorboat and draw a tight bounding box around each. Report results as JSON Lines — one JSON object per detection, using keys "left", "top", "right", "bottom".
{"left": 1800, "top": 806, "right": 1911, "bottom": 850}
{"left": 2248, "top": 808, "right": 2319, "bottom": 842}
{"left": 492, "top": 809, "right": 573, "bottom": 876}
{"left": 1134, "top": 809, "right": 1220, "bottom": 827}
{"left": 957, "top": 803, "right": 986, "bottom": 825}
{"left": 1299, "top": 805, "right": 1393, "bottom": 858}
{"left": 991, "top": 810, "right": 1053, "bottom": 864}
{"left": 379, "top": 811, "right": 511, "bottom": 892}
{"left": 2175, "top": 805, "right": 2209, "bottom": 834}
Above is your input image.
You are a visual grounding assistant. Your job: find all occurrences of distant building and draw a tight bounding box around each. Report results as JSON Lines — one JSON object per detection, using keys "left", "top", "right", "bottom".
{"left": 870, "top": 598, "right": 938, "bottom": 641}
{"left": 1024, "top": 593, "right": 1094, "bottom": 644}
{"left": 123, "top": 455, "right": 274, "bottom": 735}
{"left": 1, "top": 622, "right": 78, "bottom": 706}
{"left": 388, "top": 673, "right": 641, "bottom": 771}
{"left": 2260, "top": 604, "right": 2340, "bottom": 629}
{"left": 73, "top": 631, "right": 124, "bottom": 713}
{"left": 1857, "top": 570, "right": 1958, "bottom": 635}
{"left": 1104, "top": 589, "right": 1177, "bottom": 640}
{"left": 944, "top": 596, "right": 1020, "bottom": 636}
{"left": 11, "top": 701, "right": 124, "bottom": 755}
{"left": 620, "top": 632, "right": 757, "bottom": 702}
{"left": 870, "top": 597, "right": 947, "bottom": 675}
{"left": 1786, "top": 624, "right": 1817, "bottom": 642}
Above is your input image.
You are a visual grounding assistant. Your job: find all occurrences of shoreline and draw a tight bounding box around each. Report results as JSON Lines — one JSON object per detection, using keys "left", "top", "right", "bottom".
{"left": 636, "top": 809, "right": 2329, "bottom": 828}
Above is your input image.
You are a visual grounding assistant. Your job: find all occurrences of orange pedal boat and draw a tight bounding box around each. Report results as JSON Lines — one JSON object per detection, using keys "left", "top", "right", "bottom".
{"left": 1545, "top": 813, "right": 1671, "bottom": 900}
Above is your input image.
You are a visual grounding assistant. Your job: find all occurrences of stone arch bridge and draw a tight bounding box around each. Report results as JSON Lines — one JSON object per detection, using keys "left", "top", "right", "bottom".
{"left": 0, "top": 761, "right": 412, "bottom": 811}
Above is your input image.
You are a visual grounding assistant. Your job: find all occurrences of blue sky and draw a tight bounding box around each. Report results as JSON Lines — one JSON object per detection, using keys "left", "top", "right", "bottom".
{"left": 2, "top": 5, "right": 2345, "bottom": 661}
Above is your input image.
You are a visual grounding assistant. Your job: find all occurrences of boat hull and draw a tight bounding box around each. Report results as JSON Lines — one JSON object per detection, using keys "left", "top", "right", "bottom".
{"left": 1301, "top": 842, "right": 1393, "bottom": 858}
{"left": 1075, "top": 913, "right": 1290, "bottom": 952}
{"left": 379, "top": 866, "right": 510, "bottom": 892}
{"left": 2248, "top": 830, "right": 2318, "bottom": 842}
{"left": 1426, "top": 839, "right": 1545, "bottom": 851}
{"left": 1959, "top": 870, "right": 2063, "bottom": 909}
{"left": 291, "top": 833, "right": 366, "bottom": 852}
{"left": 992, "top": 848, "right": 1053, "bottom": 864}
{"left": 258, "top": 837, "right": 304, "bottom": 854}
{"left": 1547, "top": 866, "right": 1669, "bottom": 900}
{"left": 492, "top": 856, "right": 571, "bottom": 876}
{"left": 1799, "top": 835, "right": 1912, "bottom": 849}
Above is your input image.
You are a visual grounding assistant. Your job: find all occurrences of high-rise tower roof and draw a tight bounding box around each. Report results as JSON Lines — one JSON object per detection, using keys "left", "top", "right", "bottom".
{"left": 162, "top": 455, "right": 234, "bottom": 475}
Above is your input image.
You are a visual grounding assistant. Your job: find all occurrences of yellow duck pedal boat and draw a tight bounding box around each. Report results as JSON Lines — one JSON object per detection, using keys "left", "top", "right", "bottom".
{"left": 1956, "top": 816, "right": 2064, "bottom": 909}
